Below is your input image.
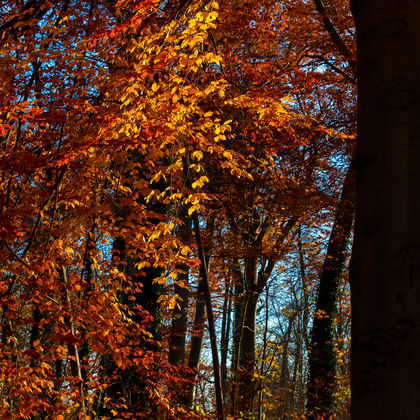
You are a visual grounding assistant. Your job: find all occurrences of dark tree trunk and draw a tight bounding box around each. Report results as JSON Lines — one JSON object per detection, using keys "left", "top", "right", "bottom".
{"left": 184, "top": 216, "right": 215, "bottom": 407}
{"left": 192, "top": 211, "right": 225, "bottom": 420}
{"left": 169, "top": 208, "right": 192, "bottom": 367}
{"left": 184, "top": 274, "right": 206, "bottom": 406}
{"left": 231, "top": 217, "right": 296, "bottom": 417}
{"left": 237, "top": 289, "right": 259, "bottom": 415}
{"left": 230, "top": 257, "right": 245, "bottom": 416}
{"left": 236, "top": 243, "right": 260, "bottom": 417}
{"left": 257, "top": 286, "right": 269, "bottom": 420}
{"left": 220, "top": 279, "right": 232, "bottom": 396}
{"left": 306, "top": 161, "right": 355, "bottom": 419}
{"left": 97, "top": 168, "right": 169, "bottom": 416}
{"left": 350, "top": 1, "right": 420, "bottom": 419}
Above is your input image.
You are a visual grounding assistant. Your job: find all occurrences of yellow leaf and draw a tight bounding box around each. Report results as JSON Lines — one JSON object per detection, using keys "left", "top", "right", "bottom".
{"left": 40, "top": 362, "right": 50, "bottom": 370}
{"left": 192, "top": 150, "right": 203, "bottom": 161}
{"left": 188, "top": 203, "right": 203, "bottom": 215}
{"left": 206, "top": 11, "right": 218, "bottom": 23}
{"left": 151, "top": 83, "right": 158, "bottom": 92}
{"left": 191, "top": 176, "right": 209, "bottom": 188}
{"left": 180, "top": 245, "right": 190, "bottom": 255}
{"left": 223, "top": 151, "right": 233, "bottom": 160}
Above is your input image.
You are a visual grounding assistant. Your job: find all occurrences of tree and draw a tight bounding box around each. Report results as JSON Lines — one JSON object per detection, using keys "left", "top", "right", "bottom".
{"left": 350, "top": 1, "right": 420, "bottom": 418}
{"left": 306, "top": 158, "right": 354, "bottom": 419}
{"left": 0, "top": 0, "right": 367, "bottom": 418}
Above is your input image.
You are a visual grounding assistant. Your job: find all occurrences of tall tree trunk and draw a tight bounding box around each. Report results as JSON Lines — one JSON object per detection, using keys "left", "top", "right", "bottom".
{"left": 237, "top": 289, "right": 259, "bottom": 415}
{"left": 236, "top": 246, "right": 259, "bottom": 416}
{"left": 257, "top": 286, "right": 269, "bottom": 420}
{"left": 278, "top": 312, "right": 296, "bottom": 418}
{"left": 350, "top": 1, "right": 420, "bottom": 418}
{"left": 184, "top": 274, "right": 206, "bottom": 406}
{"left": 306, "top": 160, "right": 355, "bottom": 419}
{"left": 169, "top": 207, "right": 192, "bottom": 367}
{"left": 220, "top": 279, "right": 232, "bottom": 397}
{"left": 60, "top": 268, "right": 86, "bottom": 415}
{"left": 192, "top": 211, "right": 225, "bottom": 420}
{"left": 296, "top": 228, "right": 310, "bottom": 416}
{"left": 230, "top": 257, "right": 245, "bottom": 416}
{"left": 97, "top": 164, "right": 169, "bottom": 415}
{"left": 231, "top": 218, "right": 296, "bottom": 417}
{"left": 184, "top": 216, "right": 215, "bottom": 407}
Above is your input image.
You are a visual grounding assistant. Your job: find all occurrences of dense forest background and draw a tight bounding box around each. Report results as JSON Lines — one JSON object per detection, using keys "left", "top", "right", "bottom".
{"left": 1, "top": 0, "right": 417, "bottom": 419}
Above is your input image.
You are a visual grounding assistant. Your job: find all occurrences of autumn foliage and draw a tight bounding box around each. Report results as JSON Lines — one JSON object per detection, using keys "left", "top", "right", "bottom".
{"left": 0, "top": 0, "right": 355, "bottom": 418}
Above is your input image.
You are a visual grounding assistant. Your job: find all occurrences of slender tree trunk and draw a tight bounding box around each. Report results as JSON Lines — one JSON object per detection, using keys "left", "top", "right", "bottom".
{"left": 230, "top": 257, "right": 245, "bottom": 416}
{"left": 297, "top": 225, "right": 310, "bottom": 351}
{"left": 257, "top": 286, "right": 269, "bottom": 420}
{"left": 184, "top": 274, "right": 206, "bottom": 407}
{"left": 296, "top": 225, "right": 310, "bottom": 416}
{"left": 278, "top": 313, "right": 296, "bottom": 419}
{"left": 220, "top": 279, "right": 232, "bottom": 396}
{"left": 350, "top": 1, "right": 420, "bottom": 418}
{"left": 306, "top": 160, "right": 355, "bottom": 419}
{"left": 184, "top": 216, "right": 215, "bottom": 407}
{"left": 192, "top": 211, "right": 225, "bottom": 420}
{"left": 232, "top": 218, "right": 296, "bottom": 417}
{"left": 61, "top": 268, "right": 86, "bottom": 415}
{"left": 169, "top": 207, "right": 192, "bottom": 367}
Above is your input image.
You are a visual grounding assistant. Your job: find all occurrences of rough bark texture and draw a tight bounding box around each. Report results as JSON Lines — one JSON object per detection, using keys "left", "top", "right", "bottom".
{"left": 306, "top": 160, "right": 355, "bottom": 419}
{"left": 350, "top": 1, "right": 420, "bottom": 418}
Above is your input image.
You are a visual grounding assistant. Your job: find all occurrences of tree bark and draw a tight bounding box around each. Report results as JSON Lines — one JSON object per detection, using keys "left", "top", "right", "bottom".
{"left": 233, "top": 218, "right": 296, "bottom": 416}
{"left": 257, "top": 286, "right": 269, "bottom": 420}
{"left": 184, "top": 216, "right": 215, "bottom": 407}
{"left": 220, "top": 279, "right": 232, "bottom": 396}
{"left": 237, "top": 289, "right": 259, "bottom": 415}
{"left": 230, "top": 257, "right": 245, "bottom": 415}
{"left": 192, "top": 211, "right": 225, "bottom": 420}
{"left": 350, "top": 1, "right": 420, "bottom": 418}
{"left": 169, "top": 208, "right": 192, "bottom": 366}
{"left": 306, "top": 160, "right": 355, "bottom": 419}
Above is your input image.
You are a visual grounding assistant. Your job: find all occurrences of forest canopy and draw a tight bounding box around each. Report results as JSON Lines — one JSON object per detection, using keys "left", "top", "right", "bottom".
{"left": 2, "top": 0, "right": 401, "bottom": 418}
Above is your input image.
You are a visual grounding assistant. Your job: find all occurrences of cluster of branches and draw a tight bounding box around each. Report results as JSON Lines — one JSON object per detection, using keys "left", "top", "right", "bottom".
{"left": 0, "top": 0, "right": 358, "bottom": 418}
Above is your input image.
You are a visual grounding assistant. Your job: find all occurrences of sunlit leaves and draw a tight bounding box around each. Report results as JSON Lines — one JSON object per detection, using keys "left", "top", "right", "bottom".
{"left": 0, "top": 0, "right": 355, "bottom": 417}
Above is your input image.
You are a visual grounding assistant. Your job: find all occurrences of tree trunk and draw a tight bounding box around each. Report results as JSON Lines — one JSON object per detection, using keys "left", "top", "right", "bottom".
{"left": 257, "top": 286, "right": 269, "bottom": 420}
{"left": 230, "top": 257, "right": 245, "bottom": 416}
{"left": 220, "top": 285, "right": 232, "bottom": 396}
{"left": 184, "top": 216, "right": 215, "bottom": 407}
{"left": 350, "top": 1, "right": 420, "bottom": 419}
{"left": 169, "top": 208, "right": 192, "bottom": 366}
{"left": 237, "top": 289, "right": 259, "bottom": 415}
{"left": 306, "top": 160, "right": 355, "bottom": 419}
{"left": 184, "top": 274, "right": 206, "bottom": 406}
{"left": 192, "top": 211, "right": 225, "bottom": 420}
{"left": 236, "top": 245, "right": 260, "bottom": 416}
